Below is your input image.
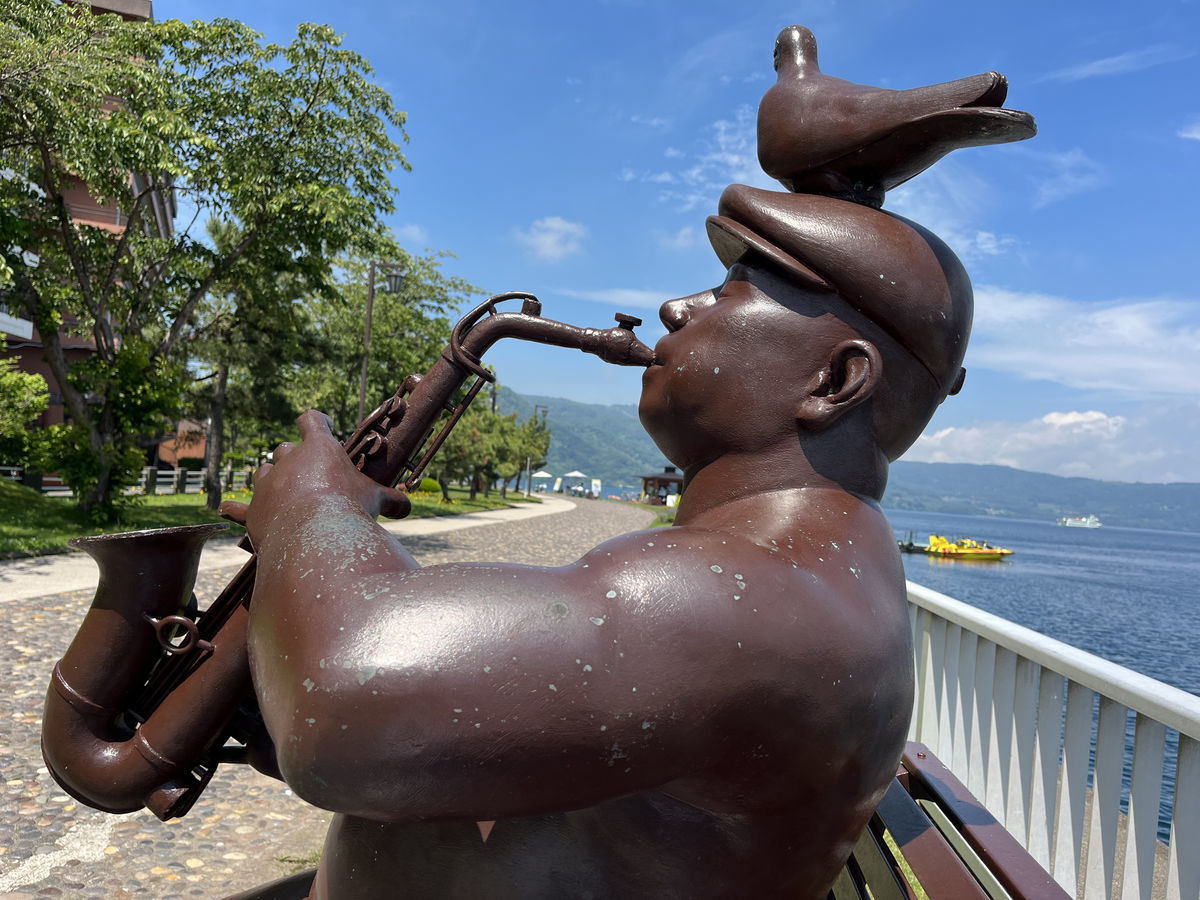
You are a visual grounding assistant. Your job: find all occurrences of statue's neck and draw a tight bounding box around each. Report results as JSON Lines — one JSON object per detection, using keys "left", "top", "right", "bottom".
{"left": 673, "top": 440, "right": 888, "bottom": 525}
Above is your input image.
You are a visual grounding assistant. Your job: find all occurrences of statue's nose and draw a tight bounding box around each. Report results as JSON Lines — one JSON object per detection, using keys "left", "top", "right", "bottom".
{"left": 659, "top": 290, "right": 716, "bottom": 333}
{"left": 659, "top": 298, "right": 692, "bottom": 333}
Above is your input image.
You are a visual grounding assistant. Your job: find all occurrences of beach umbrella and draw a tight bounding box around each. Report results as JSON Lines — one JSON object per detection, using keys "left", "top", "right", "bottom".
{"left": 531, "top": 470, "right": 553, "bottom": 479}
{"left": 563, "top": 470, "right": 586, "bottom": 478}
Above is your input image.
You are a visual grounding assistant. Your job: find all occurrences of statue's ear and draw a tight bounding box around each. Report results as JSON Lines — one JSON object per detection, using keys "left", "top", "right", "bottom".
{"left": 795, "top": 339, "right": 881, "bottom": 430}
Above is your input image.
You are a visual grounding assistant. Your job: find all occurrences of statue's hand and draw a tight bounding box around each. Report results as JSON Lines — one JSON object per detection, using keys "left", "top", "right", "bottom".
{"left": 219, "top": 409, "right": 410, "bottom": 547}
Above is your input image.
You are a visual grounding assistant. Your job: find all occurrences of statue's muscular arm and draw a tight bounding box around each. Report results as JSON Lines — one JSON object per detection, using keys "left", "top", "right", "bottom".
{"left": 232, "top": 413, "right": 815, "bottom": 824}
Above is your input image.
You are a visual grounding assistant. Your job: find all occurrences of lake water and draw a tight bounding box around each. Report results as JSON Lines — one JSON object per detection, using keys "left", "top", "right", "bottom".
{"left": 885, "top": 509, "right": 1200, "bottom": 842}
{"left": 884, "top": 509, "right": 1200, "bottom": 698}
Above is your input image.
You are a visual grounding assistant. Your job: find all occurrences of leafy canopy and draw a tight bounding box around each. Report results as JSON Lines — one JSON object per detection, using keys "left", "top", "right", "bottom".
{"left": 0, "top": 2, "right": 410, "bottom": 512}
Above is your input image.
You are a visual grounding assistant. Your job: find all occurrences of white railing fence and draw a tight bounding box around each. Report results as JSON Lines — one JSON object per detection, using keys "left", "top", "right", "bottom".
{"left": 1, "top": 466, "right": 249, "bottom": 497}
{"left": 908, "top": 581, "right": 1200, "bottom": 900}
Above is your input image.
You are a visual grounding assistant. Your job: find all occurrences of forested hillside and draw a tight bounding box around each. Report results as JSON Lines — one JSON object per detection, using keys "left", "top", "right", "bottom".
{"left": 494, "top": 387, "right": 669, "bottom": 494}
{"left": 497, "top": 387, "right": 1200, "bottom": 531}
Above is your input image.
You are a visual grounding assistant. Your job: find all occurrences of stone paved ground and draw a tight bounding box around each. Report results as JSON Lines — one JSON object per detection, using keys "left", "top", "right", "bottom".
{"left": 0, "top": 499, "right": 653, "bottom": 899}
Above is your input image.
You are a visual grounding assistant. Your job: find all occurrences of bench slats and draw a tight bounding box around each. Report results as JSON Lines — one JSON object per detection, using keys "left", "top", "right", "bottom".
{"left": 876, "top": 777, "right": 991, "bottom": 899}
{"left": 902, "top": 742, "right": 1071, "bottom": 900}
{"left": 845, "top": 824, "right": 911, "bottom": 900}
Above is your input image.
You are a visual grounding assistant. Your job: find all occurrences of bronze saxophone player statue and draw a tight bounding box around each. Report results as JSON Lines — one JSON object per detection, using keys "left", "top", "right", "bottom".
{"left": 43, "top": 26, "right": 1034, "bottom": 899}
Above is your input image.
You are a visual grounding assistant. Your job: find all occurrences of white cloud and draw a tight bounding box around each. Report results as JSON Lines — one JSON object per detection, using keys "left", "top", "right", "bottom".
{"left": 395, "top": 223, "right": 429, "bottom": 246}
{"left": 1038, "top": 44, "right": 1194, "bottom": 83}
{"left": 888, "top": 162, "right": 1022, "bottom": 262}
{"left": 893, "top": 145, "right": 1102, "bottom": 217}
{"left": 618, "top": 105, "right": 773, "bottom": 209}
{"left": 656, "top": 226, "right": 698, "bottom": 250}
{"left": 1179, "top": 118, "right": 1200, "bottom": 141}
{"left": 513, "top": 216, "right": 588, "bottom": 262}
{"left": 1032, "top": 149, "right": 1106, "bottom": 208}
{"left": 906, "top": 403, "right": 1200, "bottom": 483}
{"left": 560, "top": 288, "right": 666, "bottom": 309}
{"left": 970, "top": 286, "right": 1200, "bottom": 395}
{"left": 632, "top": 114, "right": 670, "bottom": 129}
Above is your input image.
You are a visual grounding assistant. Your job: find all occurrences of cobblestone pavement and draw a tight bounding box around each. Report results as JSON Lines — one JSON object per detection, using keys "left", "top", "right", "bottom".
{"left": 0, "top": 499, "right": 654, "bottom": 899}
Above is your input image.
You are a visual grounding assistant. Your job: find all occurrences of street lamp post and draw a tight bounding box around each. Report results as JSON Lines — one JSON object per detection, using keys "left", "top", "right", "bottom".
{"left": 357, "top": 261, "right": 405, "bottom": 421}
{"left": 524, "top": 405, "right": 549, "bottom": 496}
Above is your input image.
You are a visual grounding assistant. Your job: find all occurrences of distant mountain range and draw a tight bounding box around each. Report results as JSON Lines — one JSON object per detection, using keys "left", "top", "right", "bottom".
{"left": 883, "top": 461, "right": 1200, "bottom": 533}
{"left": 496, "top": 387, "right": 1200, "bottom": 533}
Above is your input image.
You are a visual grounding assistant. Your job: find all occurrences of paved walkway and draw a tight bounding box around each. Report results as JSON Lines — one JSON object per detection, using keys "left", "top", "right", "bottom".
{"left": 0, "top": 496, "right": 578, "bottom": 604}
{"left": 0, "top": 497, "right": 654, "bottom": 898}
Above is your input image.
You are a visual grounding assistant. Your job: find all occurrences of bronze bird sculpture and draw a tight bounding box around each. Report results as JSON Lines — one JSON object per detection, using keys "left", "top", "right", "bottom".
{"left": 757, "top": 25, "right": 1036, "bottom": 207}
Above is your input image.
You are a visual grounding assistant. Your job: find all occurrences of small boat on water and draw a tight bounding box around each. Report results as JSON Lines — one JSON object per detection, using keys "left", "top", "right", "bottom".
{"left": 898, "top": 532, "right": 1014, "bottom": 560}
{"left": 927, "top": 535, "right": 1014, "bottom": 560}
{"left": 1058, "top": 514, "right": 1101, "bottom": 528}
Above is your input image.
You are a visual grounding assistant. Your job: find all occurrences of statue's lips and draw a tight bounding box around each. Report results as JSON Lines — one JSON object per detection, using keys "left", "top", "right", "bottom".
{"left": 645, "top": 345, "right": 667, "bottom": 368}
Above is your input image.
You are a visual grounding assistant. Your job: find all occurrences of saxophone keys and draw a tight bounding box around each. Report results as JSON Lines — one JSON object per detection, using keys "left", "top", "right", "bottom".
{"left": 362, "top": 432, "right": 385, "bottom": 457}
{"left": 143, "top": 614, "right": 214, "bottom": 657}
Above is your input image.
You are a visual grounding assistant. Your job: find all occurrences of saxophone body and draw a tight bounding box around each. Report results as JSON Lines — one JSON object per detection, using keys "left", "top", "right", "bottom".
{"left": 41, "top": 294, "right": 654, "bottom": 820}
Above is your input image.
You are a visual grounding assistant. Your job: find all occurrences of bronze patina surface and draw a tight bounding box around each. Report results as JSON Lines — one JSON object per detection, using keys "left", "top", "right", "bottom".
{"left": 43, "top": 25, "right": 1034, "bottom": 899}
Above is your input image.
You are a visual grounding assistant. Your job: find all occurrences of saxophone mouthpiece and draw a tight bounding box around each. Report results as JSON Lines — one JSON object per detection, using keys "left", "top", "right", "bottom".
{"left": 593, "top": 314, "right": 656, "bottom": 367}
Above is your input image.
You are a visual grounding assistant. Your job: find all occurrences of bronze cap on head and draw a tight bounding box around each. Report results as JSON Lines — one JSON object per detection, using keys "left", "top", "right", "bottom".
{"left": 706, "top": 184, "right": 972, "bottom": 396}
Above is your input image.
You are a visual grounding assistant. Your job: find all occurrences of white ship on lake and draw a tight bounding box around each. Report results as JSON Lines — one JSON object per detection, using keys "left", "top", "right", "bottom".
{"left": 1058, "top": 513, "right": 1102, "bottom": 528}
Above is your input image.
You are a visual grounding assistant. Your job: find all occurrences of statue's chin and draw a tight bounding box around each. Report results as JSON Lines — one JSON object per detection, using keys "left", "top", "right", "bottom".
{"left": 637, "top": 397, "right": 682, "bottom": 471}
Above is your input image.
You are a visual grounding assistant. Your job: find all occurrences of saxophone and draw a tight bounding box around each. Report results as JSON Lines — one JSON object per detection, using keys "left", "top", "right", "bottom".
{"left": 41, "top": 293, "right": 654, "bottom": 820}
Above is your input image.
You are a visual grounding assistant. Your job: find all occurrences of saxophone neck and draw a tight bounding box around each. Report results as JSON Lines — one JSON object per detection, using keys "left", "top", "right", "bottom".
{"left": 456, "top": 304, "right": 655, "bottom": 368}
{"left": 349, "top": 294, "right": 655, "bottom": 489}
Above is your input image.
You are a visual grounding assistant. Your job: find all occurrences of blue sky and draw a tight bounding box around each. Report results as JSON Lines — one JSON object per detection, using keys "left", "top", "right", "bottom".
{"left": 160, "top": 0, "right": 1200, "bottom": 484}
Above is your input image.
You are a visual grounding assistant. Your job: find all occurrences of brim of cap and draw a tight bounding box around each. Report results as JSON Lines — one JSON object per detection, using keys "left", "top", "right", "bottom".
{"left": 705, "top": 215, "right": 833, "bottom": 295}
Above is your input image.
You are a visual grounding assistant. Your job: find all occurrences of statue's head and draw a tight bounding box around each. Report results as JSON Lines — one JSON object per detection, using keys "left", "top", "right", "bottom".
{"left": 701, "top": 184, "right": 973, "bottom": 461}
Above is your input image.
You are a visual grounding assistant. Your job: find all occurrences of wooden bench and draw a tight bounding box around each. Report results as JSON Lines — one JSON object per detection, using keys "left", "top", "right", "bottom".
{"left": 833, "top": 741, "right": 1069, "bottom": 900}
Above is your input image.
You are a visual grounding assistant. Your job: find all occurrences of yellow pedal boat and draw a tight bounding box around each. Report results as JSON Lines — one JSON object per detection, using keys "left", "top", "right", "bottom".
{"left": 924, "top": 534, "right": 1013, "bottom": 560}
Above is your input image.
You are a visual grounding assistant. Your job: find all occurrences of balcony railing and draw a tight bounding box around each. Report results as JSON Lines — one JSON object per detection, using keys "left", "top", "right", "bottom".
{"left": 908, "top": 581, "right": 1200, "bottom": 900}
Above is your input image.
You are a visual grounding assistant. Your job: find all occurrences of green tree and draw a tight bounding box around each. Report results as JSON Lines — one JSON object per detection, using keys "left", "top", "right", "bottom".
{"left": 184, "top": 219, "right": 319, "bottom": 509}
{"left": 0, "top": 3, "right": 408, "bottom": 515}
{"left": 431, "top": 400, "right": 550, "bottom": 500}
{"left": 433, "top": 403, "right": 495, "bottom": 501}
{"left": 0, "top": 338, "right": 49, "bottom": 468}
{"left": 287, "top": 247, "right": 477, "bottom": 437}
{"left": 512, "top": 409, "right": 552, "bottom": 495}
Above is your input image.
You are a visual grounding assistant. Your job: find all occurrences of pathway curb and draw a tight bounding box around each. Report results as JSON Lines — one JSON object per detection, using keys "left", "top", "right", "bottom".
{"left": 0, "top": 497, "right": 575, "bottom": 604}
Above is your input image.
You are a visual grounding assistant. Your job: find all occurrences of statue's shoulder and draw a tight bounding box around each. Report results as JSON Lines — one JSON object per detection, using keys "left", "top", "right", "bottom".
{"left": 576, "top": 517, "right": 899, "bottom": 631}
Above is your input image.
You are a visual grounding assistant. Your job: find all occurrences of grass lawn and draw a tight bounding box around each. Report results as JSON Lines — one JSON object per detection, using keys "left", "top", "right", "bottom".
{"left": 627, "top": 500, "right": 677, "bottom": 528}
{"left": 0, "top": 480, "right": 539, "bottom": 558}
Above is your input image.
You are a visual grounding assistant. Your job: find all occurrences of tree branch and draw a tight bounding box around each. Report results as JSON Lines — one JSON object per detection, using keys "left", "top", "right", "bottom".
{"left": 95, "top": 177, "right": 151, "bottom": 312}
{"left": 35, "top": 137, "right": 117, "bottom": 360}
{"left": 11, "top": 268, "right": 91, "bottom": 429}
{"left": 161, "top": 224, "right": 259, "bottom": 355}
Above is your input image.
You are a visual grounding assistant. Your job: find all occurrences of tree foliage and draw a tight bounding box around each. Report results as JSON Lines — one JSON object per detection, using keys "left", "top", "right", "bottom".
{"left": 434, "top": 400, "right": 551, "bottom": 499}
{"left": 286, "top": 246, "right": 477, "bottom": 436}
{"left": 183, "top": 219, "right": 321, "bottom": 508}
{"left": 0, "top": 2, "right": 409, "bottom": 515}
{"left": 0, "top": 337, "right": 48, "bottom": 467}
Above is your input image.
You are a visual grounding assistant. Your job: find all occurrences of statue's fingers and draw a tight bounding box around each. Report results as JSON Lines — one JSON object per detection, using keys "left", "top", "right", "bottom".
{"left": 378, "top": 487, "right": 412, "bottom": 520}
{"left": 251, "top": 462, "right": 273, "bottom": 487}
{"left": 218, "top": 500, "right": 249, "bottom": 525}
{"left": 272, "top": 441, "right": 296, "bottom": 459}
{"left": 297, "top": 409, "right": 335, "bottom": 441}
